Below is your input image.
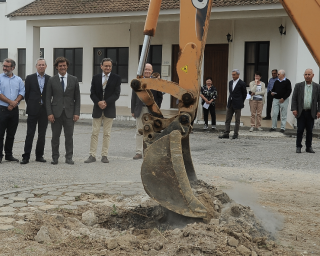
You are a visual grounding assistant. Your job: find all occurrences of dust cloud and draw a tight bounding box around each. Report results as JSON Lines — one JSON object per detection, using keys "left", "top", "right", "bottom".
{"left": 224, "top": 183, "right": 284, "bottom": 235}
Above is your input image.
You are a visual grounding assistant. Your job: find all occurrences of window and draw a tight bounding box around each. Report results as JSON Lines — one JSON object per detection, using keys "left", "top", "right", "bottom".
{"left": 0, "top": 49, "right": 8, "bottom": 62}
{"left": 244, "top": 42, "right": 270, "bottom": 86}
{"left": 18, "top": 48, "right": 26, "bottom": 80}
{"left": 139, "top": 45, "right": 162, "bottom": 75}
{"left": 40, "top": 48, "right": 44, "bottom": 58}
{"left": 93, "top": 47, "right": 129, "bottom": 83}
{"left": 54, "top": 48, "right": 83, "bottom": 82}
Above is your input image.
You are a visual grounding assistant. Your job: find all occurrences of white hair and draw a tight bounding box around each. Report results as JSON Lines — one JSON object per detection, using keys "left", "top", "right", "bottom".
{"left": 278, "top": 69, "right": 286, "bottom": 75}
{"left": 305, "top": 68, "right": 314, "bottom": 74}
{"left": 35, "top": 58, "right": 47, "bottom": 66}
{"left": 232, "top": 69, "right": 240, "bottom": 75}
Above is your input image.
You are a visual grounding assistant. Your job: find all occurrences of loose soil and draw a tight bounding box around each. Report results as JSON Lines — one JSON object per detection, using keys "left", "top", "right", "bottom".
{"left": 0, "top": 180, "right": 300, "bottom": 256}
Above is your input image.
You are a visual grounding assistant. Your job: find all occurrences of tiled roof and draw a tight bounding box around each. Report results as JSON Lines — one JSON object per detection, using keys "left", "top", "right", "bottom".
{"left": 8, "top": 0, "right": 280, "bottom": 17}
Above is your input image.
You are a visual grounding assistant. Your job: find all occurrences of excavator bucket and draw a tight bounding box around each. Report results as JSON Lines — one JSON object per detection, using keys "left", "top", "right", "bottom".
{"left": 141, "top": 130, "right": 207, "bottom": 218}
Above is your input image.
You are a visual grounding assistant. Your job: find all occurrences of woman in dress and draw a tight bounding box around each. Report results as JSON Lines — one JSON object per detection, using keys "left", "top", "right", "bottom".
{"left": 200, "top": 77, "right": 218, "bottom": 130}
{"left": 249, "top": 71, "right": 266, "bottom": 131}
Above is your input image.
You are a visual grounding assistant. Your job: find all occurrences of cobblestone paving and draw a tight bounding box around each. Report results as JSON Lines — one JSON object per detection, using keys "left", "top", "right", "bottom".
{"left": 0, "top": 181, "right": 146, "bottom": 231}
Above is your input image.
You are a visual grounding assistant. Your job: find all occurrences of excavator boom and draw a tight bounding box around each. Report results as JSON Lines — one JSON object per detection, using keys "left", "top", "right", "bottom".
{"left": 281, "top": 0, "right": 320, "bottom": 67}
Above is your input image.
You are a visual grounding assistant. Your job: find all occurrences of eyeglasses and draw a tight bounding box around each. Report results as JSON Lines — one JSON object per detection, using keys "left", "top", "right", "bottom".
{"left": 2, "top": 65, "right": 12, "bottom": 68}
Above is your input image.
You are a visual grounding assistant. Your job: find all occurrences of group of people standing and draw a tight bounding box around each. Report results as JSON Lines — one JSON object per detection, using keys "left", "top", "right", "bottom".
{"left": 0, "top": 57, "right": 121, "bottom": 165}
{"left": 1, "top": 56, "right": 320, "bottom": 164}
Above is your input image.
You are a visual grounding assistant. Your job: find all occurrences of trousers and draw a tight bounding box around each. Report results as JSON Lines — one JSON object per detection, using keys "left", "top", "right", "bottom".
{"left": 0, "top": 106, "right": 19, "bottom": 158}
{"left": 89, "top": 113, "right": 113, "bottom": 157}
{"left": 272, "top": 98, "right": 289, "bottom": 130}
{"left": 224, "top": 105, "right": 241, "bottom": 136}
{"left": 22, "top": 105, "right": 48, "bottom": 159}
{"left": 51, "top": 110, "right": 74, "bottom": 160}
{"left": 203, "top": 104, "right": 216, "bottom": 126}
{"left": 296, "top": 110, "right": 315, "bottom": 148}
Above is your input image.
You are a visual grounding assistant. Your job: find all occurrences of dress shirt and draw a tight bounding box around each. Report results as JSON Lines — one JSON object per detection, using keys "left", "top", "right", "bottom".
{"left": 304, "top": 82, "right": 313, "bottom": 110}
{"left": 37, "top": 72, "right": 45, "bottom": 103}
{"left": 232, "top": 78, "right": 239, "bottom": 91}
{"left": 267, "top": 77, "right": 277, "bottom": 92}
{"left": 0, "top": 73, "right": 25, "bottom": 107}
{"left": 102, "top": 72, "right": 110, "bottom": 88}
{"left": 278, "top": 77, "right": 287, "bottom": 82}
{"left": 58, "top": 73, "right": 68, "bottom": 92}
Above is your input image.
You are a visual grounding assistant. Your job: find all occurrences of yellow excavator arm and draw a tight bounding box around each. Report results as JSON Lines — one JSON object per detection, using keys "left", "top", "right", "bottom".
{"left": 131, "top": 0, "right": 320, "bottom": 220}
{"left": 281, "top": 0, "right": 320, "bottom": 67}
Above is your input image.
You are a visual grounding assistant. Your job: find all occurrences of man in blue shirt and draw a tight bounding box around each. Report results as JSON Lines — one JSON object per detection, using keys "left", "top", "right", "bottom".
{"left": 263, "top": 69, "right": 280, "bottom": 120}
{"left": 0, "top": 58, "right": 25, "bottom": 163}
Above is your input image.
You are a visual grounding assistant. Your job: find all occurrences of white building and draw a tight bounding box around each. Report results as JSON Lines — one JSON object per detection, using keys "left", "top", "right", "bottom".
{"left": 0, "top": 0, "right": 319, "bottom": 126}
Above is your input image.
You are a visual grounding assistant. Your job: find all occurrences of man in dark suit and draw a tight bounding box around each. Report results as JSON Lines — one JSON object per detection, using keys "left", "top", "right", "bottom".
{"left": 84, "top": 58, "right": 121, "bottom": 164}
{"left": 131, "top": 63, "right": 163, "bottom": 160}
{"left": 21, "top": 58, "right": 50, "bottom": 164}
{"left": 219, "top": 69, "right": 247, "bottom": 139}
{"left": 46, "top": 57, "right": 81, "bottom": 165}
{"left": 291, "top": 69, "right": 320, "bottom": 153}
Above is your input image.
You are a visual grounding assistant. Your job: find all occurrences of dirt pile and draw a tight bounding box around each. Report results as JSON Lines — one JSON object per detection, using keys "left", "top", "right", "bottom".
{"left": 0, "top": 180, "right": 298, "bottom": 255}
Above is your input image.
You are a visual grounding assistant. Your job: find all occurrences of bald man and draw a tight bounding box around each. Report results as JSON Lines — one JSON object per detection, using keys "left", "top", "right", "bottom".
{"left": 131, "top": 63, "right": 163, "bottom": 159}
{"left": 291, "top": 69, "right": 320, "bottom": 153}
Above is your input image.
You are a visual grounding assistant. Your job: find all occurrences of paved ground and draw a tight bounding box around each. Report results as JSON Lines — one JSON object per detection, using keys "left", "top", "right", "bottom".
{"left": 0, "top": 121, "right": 319, "bottom": 192}
{"left": 1, "top": 121, "right": 320, "bottom": 254}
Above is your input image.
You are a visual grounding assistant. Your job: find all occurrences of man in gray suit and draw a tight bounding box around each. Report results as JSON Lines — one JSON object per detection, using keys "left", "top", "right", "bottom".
{"left": 46, "top": 57, "right": 81, "bottom": 164}
{"left": 291, "top": 68, "right": 320, "bottom": 153}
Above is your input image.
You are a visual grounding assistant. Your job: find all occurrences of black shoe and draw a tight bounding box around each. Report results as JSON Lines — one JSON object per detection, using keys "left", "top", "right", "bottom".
{"left": 218, "top": 134, "right": 229, "bottom": 139}
{"left": 65, "top": 159, "right": 74, "bottom": 165}
{"left": 51, "top": 159, "right": 58, "bottom": 165}
{"left": 36, "top": 157, "right": 46, "bottom": 163}
{"left": 20, "top": 158, "right": 29, "bottom": 164}
{"left": 280, "top": 129, "right": 285, "bottom": 133}
{"left": 269, "top": 128, "right": 276, "bottom": 132}
{"left": 306, "top": 147, "right": 315, "bottom": 153}
{"left": 262, "top": 117, "right": 271, "bottom": 120}
{"left": 5, "top": 156, "right": 19, "bottom": 162}
{"left": 296, "top": 147, "right": 302, "bottom": 153}
{"left": 232, "top": 134, "right": 238, "bottom": 139}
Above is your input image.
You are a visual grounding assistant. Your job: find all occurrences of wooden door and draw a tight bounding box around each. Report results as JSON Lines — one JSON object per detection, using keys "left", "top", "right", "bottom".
{"left": 170, "top": 44, "right": 229, "bottom": 110}
{"left": 203, "top": 44, "right": 229, "bottom": 110}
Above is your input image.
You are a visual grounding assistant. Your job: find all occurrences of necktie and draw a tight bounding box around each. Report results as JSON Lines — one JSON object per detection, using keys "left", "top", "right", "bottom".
{"left": 102, "top": 76, "right": 108, "bottom": 98}
{"left": 61, "top": 77, "right": 65, "bottom": 92}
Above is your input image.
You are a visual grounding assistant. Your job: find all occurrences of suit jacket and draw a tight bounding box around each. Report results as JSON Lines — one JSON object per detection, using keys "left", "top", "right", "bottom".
{"left": 227, "top": 79, "right": 247, "bottom": 109}
{"left": 131, "top": 89, "right": 163, "bottom": 118}
{"left": 291, "top": 81, "right": 320, "bottom": 119}
{"left": 46, "top": 74, "right": 81, "bottom": 119}
{"left": 90, "top": 73, "right": 121, "bottom": 118}
{"left": 25, "top": 73, "right": 50, "bottom": 115}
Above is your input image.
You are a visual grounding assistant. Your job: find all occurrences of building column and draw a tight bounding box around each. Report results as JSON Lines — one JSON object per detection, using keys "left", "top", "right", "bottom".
{"left": 26, "top": 21, "right": 40, "bottom": 75}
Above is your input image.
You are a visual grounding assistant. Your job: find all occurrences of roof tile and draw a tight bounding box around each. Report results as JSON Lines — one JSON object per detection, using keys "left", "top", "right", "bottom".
{"left": 8, "top": 0, "right": 280, "bottom": 17}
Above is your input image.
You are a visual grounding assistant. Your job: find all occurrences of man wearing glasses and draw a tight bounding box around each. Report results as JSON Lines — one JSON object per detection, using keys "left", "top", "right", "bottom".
{"left": 0, "top": 59, "right": 25, "bottom": 163}
{"left": 263, "top": 69, "right": 280, "bottom": 120}
{"left": 269, "top": 70, "right": 292, "bottom": 133}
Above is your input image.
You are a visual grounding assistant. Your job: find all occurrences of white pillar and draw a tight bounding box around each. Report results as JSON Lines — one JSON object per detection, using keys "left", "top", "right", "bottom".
{"left": 26, "top": 22, "right": 40, "bottom": 75}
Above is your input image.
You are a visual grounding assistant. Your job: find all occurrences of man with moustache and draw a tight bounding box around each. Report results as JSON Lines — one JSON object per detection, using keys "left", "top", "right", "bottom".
{"left": 291, "top": 69, "right": 320, "bottom": 153}
{"left": 21, "top": 58, "right": 50, "bottom": 164}
{"left": 46, "top": 57, "right": 80, "bottom": 165}
{"left": 0, "top": 58, "right": 25, "bottom": 163}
